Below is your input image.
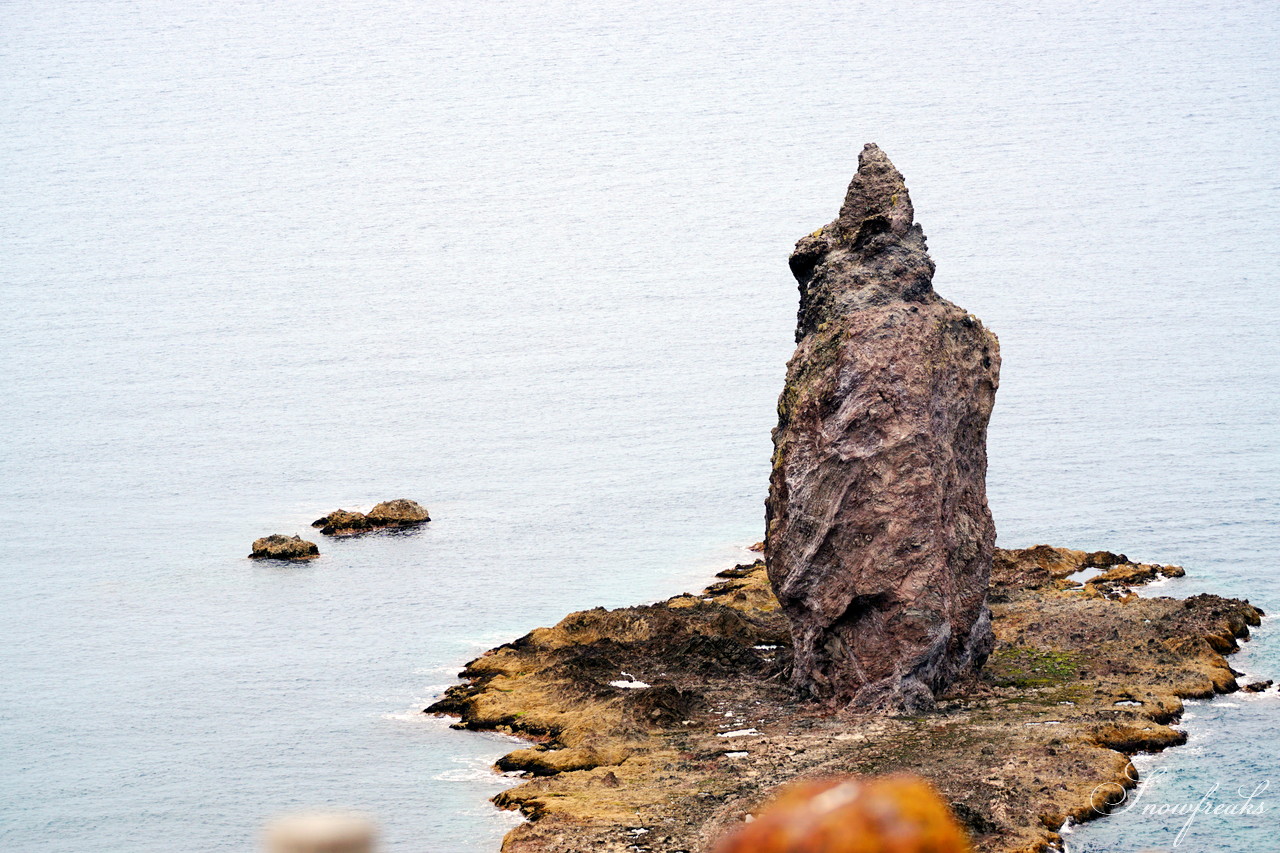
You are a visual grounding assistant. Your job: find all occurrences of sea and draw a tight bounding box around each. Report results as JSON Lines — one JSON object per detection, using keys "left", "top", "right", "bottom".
{"left": 2, "top": 2, "right": 1276, "bottom": 851}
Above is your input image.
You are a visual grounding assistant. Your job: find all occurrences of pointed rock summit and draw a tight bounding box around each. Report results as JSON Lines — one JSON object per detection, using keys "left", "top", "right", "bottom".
{"left": 766, "top": 144, "right": 1000, "bottom": 712}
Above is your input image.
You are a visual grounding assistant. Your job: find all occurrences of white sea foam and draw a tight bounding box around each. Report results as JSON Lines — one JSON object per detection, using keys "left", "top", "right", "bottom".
{"left": 434, "top": 767, "right": 511, "bottom": 784}
{"left": 381, "top": 710, "right": 426, "bottom": 723}
{"left": 432, "top": 756, "right": 520, "bottom": 785}
{"left": 611, "top": 671, "right": 649, "bottom": 688}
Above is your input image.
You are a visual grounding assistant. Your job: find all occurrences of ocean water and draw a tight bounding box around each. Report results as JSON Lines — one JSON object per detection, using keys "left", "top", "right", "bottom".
{"left": 1, "top": 1, "right": 1276, "bottom": 851}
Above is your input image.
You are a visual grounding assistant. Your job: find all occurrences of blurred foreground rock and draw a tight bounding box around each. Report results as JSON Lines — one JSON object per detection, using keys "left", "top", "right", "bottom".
{"left": 264, "top": 812, "right": 375, "bottom": 853}
{"left": 713, "top": 774, "right": 970, "bottom": 853}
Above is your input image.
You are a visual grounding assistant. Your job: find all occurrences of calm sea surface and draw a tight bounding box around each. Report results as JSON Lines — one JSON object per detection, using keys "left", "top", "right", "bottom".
{"left": 2, "top": 2, "right": 1276, "bottom": 850}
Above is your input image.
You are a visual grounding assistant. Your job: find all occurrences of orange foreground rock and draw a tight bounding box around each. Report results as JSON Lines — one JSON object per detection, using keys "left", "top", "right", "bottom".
{"left": 715, "top": 775, "right": 969, "bottom": 853}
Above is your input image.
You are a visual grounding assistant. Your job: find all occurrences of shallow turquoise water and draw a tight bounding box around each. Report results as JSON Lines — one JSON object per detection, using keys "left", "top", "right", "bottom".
{"left": 1, "top": 1, "right": 1276, "bottom": 850}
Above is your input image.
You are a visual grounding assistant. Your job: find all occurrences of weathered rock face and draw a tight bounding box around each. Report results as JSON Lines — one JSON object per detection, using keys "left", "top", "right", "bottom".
{"left": 766, "top": 144, "right": 1001, "bottom": 712}
{"left": 249, "top": 534, "right": 320, "bottom": 561}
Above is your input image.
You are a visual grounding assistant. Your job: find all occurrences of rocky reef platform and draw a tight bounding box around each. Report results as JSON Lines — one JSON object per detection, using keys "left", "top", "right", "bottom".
{"left": 426, "top": 546, "right": 1263, "bottom": 853}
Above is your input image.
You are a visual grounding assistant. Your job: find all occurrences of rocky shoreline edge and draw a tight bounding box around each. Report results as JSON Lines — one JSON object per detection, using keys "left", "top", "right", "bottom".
{"left": 426, "top": 546, "right": 1263, "bottom": 853}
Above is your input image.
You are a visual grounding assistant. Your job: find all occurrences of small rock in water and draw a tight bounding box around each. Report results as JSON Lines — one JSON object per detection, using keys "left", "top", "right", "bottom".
{"left": 312, "top": 498, "right": 430, "bottom": 535}
{"left": 250, "top": 534, "right": 320, "bottom": 561}
{"left": 1242, "top": 680, "right": 1273, "bottom": 693}
{"left": 311, "top": 509, "right": 372, "bottom": 535}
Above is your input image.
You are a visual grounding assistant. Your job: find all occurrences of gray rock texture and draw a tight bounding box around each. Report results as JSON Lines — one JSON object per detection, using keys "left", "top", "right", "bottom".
{"left": 765, "top": 144, "right": 1001, "bottom": 712}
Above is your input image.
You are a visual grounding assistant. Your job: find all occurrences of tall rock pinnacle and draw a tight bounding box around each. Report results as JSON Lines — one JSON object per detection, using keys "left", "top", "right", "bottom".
{"left": 766, "top": 144, "right": 1000, "bottom": 713}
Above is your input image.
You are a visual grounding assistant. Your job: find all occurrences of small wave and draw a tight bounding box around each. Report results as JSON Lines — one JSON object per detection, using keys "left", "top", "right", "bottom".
{"left": 432, "top": 755, "right": 521, "bottom": 784}
{"left": 381, "top": 711, "right": 426, "bottom": 723}
{"left": 464, "top": 633, "right": 520, "bottom": 650}
{"left": 1237, "top": 689, "right": 1278, "bottom": 701}
{"left": 418, "top": 684, "right": 453, "bottom": 695}
{"left": 414, "top": 665, "right": 463, "bottom": 676}
{"left": 380, "top": 690, "right": 457, "bottom": 722}
{"left": 433, "top": 767, "right": 511, "bottom": 783}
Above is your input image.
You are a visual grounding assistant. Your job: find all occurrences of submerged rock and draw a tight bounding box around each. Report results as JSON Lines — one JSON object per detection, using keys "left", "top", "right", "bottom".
{"left": 249, "top": 534, "right": 319, "bottom": 561}
{"left": 766, "top": 144, "right": 1001, "bottom": 712}
{"left": 311, "top": 499, "right": 430, "bottom": 535}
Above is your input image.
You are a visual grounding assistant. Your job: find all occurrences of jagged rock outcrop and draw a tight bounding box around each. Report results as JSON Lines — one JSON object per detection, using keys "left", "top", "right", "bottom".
{"left": 249, "top": 534, "right": 320, "bottom": 561}
{"left": 311, "top": 499, "right": 430, "bottom": 535}
{"left": 765, "top": 144, "right": 1001, "bottom": 712}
